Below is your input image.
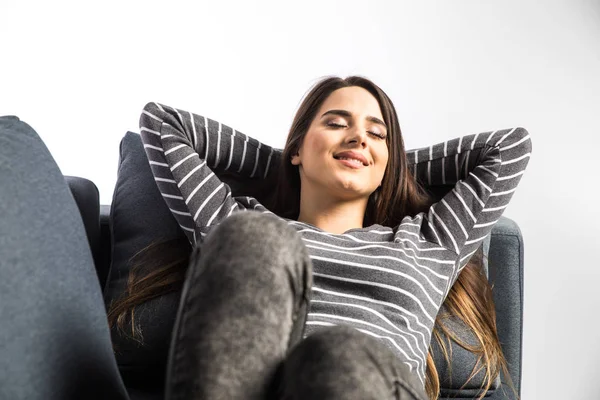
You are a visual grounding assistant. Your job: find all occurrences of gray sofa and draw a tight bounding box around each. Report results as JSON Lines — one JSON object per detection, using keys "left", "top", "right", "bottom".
{"left": 65, "top": 175, "right": 524, "bottom": 400}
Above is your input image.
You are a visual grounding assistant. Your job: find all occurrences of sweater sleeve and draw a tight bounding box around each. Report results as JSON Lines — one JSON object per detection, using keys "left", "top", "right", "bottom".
{"left": 406, "top": 128, "right": 532, "bottom": 270}
{"left": 138, "top": 102, "right": 277, "bottom": 245}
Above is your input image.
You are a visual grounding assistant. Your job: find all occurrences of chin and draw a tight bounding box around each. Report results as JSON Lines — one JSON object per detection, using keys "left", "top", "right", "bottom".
{"left": 331, "top": 183, "right": 373, "bottom": 198}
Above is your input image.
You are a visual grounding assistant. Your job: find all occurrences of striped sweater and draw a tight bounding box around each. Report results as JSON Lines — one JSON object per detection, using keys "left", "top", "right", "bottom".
{"left": 139, "top": 102, "right": 532, "bottom": 385}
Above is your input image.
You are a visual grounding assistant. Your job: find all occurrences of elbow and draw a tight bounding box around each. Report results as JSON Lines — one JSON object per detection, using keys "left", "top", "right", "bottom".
{"left": 139, "top": 102, "right": 164, "bottom": 130}
{"left": 142, "top": 101, "right": 163, "bottom": 118}
{"left": 513, "top": 127, "right": 533, "bottom": 155}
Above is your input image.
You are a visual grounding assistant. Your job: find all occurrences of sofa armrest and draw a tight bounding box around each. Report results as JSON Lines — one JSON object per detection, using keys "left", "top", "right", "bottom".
{"left": 64, "top": 176, "right": 101, "bottom": 272}
{"left": 486, "top": 217, "right": 524, "bottom": 400}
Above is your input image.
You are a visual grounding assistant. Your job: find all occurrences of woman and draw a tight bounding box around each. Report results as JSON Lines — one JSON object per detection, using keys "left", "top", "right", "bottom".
{"left": 111, "top": 75, "right": 531, "bottom": 399}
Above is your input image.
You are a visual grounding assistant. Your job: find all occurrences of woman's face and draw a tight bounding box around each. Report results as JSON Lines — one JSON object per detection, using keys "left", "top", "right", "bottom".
{"left": 291, "top": 86, "right": 389, "bottom": 201}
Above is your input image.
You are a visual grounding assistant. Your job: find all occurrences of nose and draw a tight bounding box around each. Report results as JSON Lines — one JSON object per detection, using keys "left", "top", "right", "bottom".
{"left": 346, "top": 126, "right": 368, "bottom": 148}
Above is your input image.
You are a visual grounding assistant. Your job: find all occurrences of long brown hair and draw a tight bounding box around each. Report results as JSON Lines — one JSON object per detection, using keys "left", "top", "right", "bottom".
{"left": 426, "top": 249, "right": 514, "bottom": 400}
{"left": 107, "top": 75, "right": 510, "bottom": 399}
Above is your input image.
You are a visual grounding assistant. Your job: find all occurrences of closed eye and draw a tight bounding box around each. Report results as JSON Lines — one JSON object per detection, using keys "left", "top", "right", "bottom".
{"left": 327, "top": 122, "right": 386, "bottom": 139}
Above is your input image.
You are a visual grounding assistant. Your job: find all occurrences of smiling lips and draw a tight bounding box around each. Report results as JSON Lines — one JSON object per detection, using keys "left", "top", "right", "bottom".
{"left": 333, "top": 151, "right": 369, "bottom": 168}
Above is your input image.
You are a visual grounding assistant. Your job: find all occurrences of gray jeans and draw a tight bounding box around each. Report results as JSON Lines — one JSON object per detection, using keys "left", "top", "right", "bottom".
{"left": 0, "top": 116, "right": 428, "bottom": 400}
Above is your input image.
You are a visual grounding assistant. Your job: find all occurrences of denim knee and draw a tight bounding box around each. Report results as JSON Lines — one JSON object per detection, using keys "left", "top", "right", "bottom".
{"left": 202, "top": 211, "right": 308, "bottom": 262}
{"left": 191, "top": 211, "right": 312, "bottom": 300}
{"left": 276, "top": 326, "right": 427, "bottom": 400}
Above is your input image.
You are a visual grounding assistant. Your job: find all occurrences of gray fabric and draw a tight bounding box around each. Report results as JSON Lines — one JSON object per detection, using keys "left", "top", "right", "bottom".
{"left": 0, "top": 116, "right": 128, "bottom": 400}
{"left": 166, "top": 211, "right": 427, "bottom": 399}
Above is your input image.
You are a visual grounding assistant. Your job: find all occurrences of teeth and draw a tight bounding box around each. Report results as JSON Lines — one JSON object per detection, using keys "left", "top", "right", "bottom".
{"left": 337, "top": 156, "right": 363, "bottom": 165}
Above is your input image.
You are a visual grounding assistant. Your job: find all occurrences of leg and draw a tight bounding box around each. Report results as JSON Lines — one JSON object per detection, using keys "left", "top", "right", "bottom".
{"left": 0, "top": 117, "right": 129, "bottom": 400}
{"left": 276, "top": 325, "right": 428, "bottom": 400}
{"left": 165, "top": 211, "right": 313, "bottom": 400}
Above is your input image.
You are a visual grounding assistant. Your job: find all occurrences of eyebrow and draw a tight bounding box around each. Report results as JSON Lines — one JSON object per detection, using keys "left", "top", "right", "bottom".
{"left": 321, "top": 109, "right": 387, "bottom": 130}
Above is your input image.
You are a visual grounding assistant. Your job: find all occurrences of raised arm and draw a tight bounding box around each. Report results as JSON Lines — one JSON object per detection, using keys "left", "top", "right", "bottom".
{"left": 139, "top": 102, "right": 276, "bottom": 245}
{"left": 407, "top": 128, "right": 532, "bottom": 270}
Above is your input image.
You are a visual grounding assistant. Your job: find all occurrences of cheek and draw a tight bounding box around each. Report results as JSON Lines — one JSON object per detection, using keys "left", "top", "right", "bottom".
{"left": 378, "top": 149, "right": 389, "bottom": 172}
{"left": 303, "top": 134, "right": 330, "bottom": 160}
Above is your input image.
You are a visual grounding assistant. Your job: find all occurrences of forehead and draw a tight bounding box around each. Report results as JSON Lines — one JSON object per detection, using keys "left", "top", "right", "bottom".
{"left": 319, "top": 86, "right": 383, "bottom": 120}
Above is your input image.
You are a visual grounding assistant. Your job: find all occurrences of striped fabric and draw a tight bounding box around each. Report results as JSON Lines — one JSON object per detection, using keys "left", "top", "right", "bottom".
{"left": 139, "top": 102, "right": 532, "bottom": 385}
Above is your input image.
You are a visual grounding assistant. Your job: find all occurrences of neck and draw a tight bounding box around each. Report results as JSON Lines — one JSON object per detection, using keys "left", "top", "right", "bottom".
{"left": 297, "top": 184, "right": 369, "bottom": 235}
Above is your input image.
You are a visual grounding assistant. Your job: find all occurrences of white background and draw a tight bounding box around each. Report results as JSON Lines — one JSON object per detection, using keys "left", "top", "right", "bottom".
{"left": 1, "top": 0, "right": 599, "bottom": 398}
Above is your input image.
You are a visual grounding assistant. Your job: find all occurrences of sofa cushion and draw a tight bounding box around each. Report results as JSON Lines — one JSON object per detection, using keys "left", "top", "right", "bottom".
{"left": 103, "top": 131, "right": 187, "bottom": 390}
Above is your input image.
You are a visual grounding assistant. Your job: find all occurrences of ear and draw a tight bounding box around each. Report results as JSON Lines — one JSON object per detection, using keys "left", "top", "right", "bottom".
{"left": 290, "top": 151, "right": 301, "bottom": 166}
